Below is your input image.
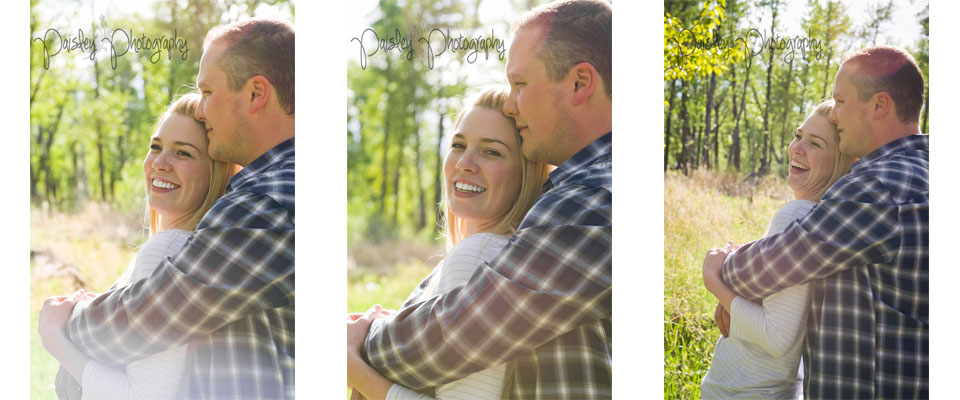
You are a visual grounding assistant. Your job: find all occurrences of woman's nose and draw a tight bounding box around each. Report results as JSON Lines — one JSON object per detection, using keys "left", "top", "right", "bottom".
{"left": 152, "top": 152, "right": 172, "bottom": 171}
{"left": 456, "top": 151, "right": 478, "bottom": 172}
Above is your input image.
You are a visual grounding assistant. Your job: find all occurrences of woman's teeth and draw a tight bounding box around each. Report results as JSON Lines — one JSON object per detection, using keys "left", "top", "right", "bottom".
{"left": 152, "top": 179, "right": 180, "bottom": 189}
{"left": 455, "top": 182, "right": 485, "bottom": 193}
{"left": 790, "top": 160, "right": 809, "bottom": 171}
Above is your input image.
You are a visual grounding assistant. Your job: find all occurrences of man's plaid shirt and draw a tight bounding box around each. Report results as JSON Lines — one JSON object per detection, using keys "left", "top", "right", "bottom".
{"left": 65, "top": 138, "right": 295, "bottom": 399}
{"left": 722, "top": 134, "right": 928, "bottom": 399}
{"left": 363, "top": 133, "right": 612, "bottom": 399}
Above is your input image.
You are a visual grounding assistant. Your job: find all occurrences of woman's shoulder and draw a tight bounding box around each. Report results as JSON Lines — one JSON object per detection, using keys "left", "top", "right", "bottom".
{"left": 134, "top": 230, "right": 193, "bottom": 270}
{"left": 766, "top": 200, "right": 817, "bottom": 236}
{"left": 141, "top": 229, "right": 193, "bottom": 252}
{"left": 448, "top": 233, "right": 510, "bottom": 260}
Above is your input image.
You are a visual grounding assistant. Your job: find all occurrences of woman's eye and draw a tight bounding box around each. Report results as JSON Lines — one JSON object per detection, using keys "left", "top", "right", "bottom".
{"left": 812, "top": 142, "right": 822, "bottom": 149}
{"left": 451, "top": 143, "right": 465, "bottom": 150}
{"left": 793, "top": 133, "right": 801, "bottom": 140}
{"left": 484, "top": 149, "right": 502, "bottom": 157}
{"left": 177, "top": 150, "right": 193, "bottom": 157}
{"left": 150, "top": 144, "right": 161, "bottom": 151}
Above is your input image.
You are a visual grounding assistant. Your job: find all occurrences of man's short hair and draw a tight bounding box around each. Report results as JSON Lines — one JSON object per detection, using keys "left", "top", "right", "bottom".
{"left": 514, "top": 0, "right": 612, "bottom": 99}
{"left": 841, "top": 46, "right": 924, "bottom": 123}
{"left": 203, "top": 19, "right": 295, "bottom": 115}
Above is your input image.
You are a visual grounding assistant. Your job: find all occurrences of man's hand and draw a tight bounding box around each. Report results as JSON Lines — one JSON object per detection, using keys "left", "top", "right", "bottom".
{"left": 714, "top": 302, "right": 730, "bottom": 338}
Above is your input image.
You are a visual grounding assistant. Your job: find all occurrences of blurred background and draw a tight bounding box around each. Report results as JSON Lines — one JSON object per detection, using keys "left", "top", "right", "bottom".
{"left": 29, "top": 0, "right": 294, "bottom": 397}
{"left": 663, "top": 0, "right": 929, "bottom": 397}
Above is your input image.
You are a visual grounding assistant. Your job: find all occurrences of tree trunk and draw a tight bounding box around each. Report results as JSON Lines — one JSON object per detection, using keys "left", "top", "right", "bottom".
{"left": 702, "top": 72, "right": 716, "bottom": 169}
{"left": 413, "top": 114, "right": 426, "bottom": 232}
{"left": 679, "top": 80, "right": 690, "bottom": 176}
{"left": 774, "top": 59, "right": 794, "bottom": 165}
{"left": 434, "top": 106, "right": 445, "bottom": 231}
{"left": 664, "top": 79, "right": 677, "bottom": 171}
{"left": 821, "top": 2, "right": 835, "bottom": 100}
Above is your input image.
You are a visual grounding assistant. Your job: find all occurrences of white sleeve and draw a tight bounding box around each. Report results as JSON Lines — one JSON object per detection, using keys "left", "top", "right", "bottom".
{"left": 437, "top": 235, "right": 507, "bottom": 295}
{"left": 81, "top": 360, "right": 136, "bottom": 399}
{"left": 79, "top": 230, "right": 192, "bottom": 399}
{"left": 727, "top": 200, "right": 815, "bottom": 357}
{"left": 385, "top": 384, "right": 435, "bottom": 400}
{"left": 728, "top": 284, "right": 810, "bottom": 357}
{"left": 80, "top": 344, "right": 189, "bottom": 400}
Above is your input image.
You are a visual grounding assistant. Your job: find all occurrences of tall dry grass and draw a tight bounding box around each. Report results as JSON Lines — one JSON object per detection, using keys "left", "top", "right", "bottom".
{"left": 664, "top": 169, "right": 792, "bottom": 398}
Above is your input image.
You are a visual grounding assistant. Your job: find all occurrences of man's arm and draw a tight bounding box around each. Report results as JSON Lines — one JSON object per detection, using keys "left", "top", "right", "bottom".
{"left": 722, "top": 175, "right": 901, "bottom": 300}
{"left": 65, "top": 193, "right": 294, "bottom": 366}
{"left": 363, "top": 218, "right": 611, "bottom": 390}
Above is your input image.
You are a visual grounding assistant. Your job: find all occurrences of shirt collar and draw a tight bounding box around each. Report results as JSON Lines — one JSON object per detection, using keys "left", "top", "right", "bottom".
{"left": 544, "top": 132, "right": 612, "bottom": 191}
{"left": 229, "top": 137, "right": 295, "bottom": 189}
{"left": 855, "top": 134, "right": 927, "bottom": 167}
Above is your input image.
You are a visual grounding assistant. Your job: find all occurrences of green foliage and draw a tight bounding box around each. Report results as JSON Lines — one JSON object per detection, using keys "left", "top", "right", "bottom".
{"left": 664, "top": 0, "right": 744, "bottom": 82}
{"left": 30, "top": 0, "right": 294, "bottom": 212}
{"left": 664, "top": 0, "right": 929, "bottom": 176}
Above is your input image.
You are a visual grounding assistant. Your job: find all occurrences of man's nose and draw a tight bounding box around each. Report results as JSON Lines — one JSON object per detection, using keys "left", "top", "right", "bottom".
{"left": 194, "top": 102, "right": 206, "bottom": 122}
{"left": 503, "top": 92, "right": 518, "bottom": 118}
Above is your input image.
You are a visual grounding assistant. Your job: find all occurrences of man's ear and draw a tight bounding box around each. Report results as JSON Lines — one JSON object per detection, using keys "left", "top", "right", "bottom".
{"left": 246, "top": 75, "right": 271, "bottom": 114}
{"left": 871, "top": 91, "right": 893, "bottom": 120}
{"left": 570, "top": 62, "right": 597, "bottom": 106}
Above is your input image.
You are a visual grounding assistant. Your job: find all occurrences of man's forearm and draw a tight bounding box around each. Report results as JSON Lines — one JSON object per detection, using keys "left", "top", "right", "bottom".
{"left": 67, "top": 226, "right": 294, "bottom": 366}
{"left": 364, "top": 226, "right": 611, "bottom": 389}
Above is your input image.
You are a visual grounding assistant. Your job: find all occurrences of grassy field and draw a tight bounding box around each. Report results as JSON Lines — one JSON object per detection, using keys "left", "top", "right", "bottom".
{"left": 663, "top": 170, "right": 792, "bottom": 399}
{"left": 30, "top": 204, "right": 145, "bottom": 399}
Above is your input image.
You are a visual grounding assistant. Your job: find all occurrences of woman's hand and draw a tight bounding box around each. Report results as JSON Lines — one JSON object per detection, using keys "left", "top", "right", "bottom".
{"left": 347, "top": 305, "right": 396, "bottom": 399}
{"left": 347, "top": 305, "right": 392, "bottom": 356}
{"left": 38, "top": 290, "right": 89, "bottom": 359}
{"left": 703, "top": 243, "right": 739, "bottom": 315}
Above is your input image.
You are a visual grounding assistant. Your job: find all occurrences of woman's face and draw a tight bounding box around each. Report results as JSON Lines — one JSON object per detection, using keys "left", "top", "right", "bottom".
{"left": 787, "top": 113, "right": 838, "bottom": 202}
{"left": 444, "top": 106, "right": 524, "bottom": 235}
{"left": 143, "top": 114, "right": 212, "bottom": 229}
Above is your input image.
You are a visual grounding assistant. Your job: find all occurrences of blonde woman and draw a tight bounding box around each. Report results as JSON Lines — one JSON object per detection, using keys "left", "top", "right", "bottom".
{"left": 700, "top": 100, "right": 857, "bottom": 399}
{"left": 38, "top": 93, "right": 240, "bottom": 399}
{"left": 347, "top": 87, "right": 551, "bottom": 399}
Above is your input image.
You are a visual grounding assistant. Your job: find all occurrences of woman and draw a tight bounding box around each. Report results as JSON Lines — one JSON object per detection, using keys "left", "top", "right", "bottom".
{"left": 347, "top": 87, "right": 551, "bottom": 399}
{"left": 700, "top": 100, "right": 857, "bottom": 398}
{"left": 38, "top": 93, "right": 240, "bottom": 399}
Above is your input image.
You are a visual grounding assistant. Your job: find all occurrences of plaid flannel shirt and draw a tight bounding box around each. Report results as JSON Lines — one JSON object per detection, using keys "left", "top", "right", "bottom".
{"left": 363, "top": 133, "right": 612, "bottom": 399}
{"left": 65, "top": 138, "right": 295, "bottom": 399}
{"left": 722, "top": 134, "right": 928, "bottom": 399}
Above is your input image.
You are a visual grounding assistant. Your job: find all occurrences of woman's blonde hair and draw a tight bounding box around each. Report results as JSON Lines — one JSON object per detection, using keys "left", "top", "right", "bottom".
{"left": 808, "top": 99, "right": 858, "bottom": 200}
{"left": 441, "top": 87, "right": 551, "bottom": 250}
{"left": 147, "top": 93, "right": 241, "bottom": 235}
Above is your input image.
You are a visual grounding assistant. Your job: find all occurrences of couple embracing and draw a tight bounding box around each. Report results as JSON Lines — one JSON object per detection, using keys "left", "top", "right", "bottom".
{"left": 347, "top": 0, "right": 613, "bottom": 399}
{"left": 701, "top": 46, "right": 928, "bottom": 399}
{"left": 38, "top": 19, "right": 295, "bottom": 399}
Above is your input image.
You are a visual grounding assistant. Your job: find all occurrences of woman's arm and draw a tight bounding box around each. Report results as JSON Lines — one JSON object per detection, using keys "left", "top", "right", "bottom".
{"left": 727, "top": 284, "right": 810, "bottom": 357}
{"left": 39, "top": 292, "right": 93, "bottom": 382}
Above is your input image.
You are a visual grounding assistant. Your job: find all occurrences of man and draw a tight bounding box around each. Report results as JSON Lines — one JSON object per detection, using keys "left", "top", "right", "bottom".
{"left": 703, "top": 46, "right": 928, "bottom": 398}
{"left": 355, "top": 1, "right": 613, "bottom": 398}
{"left": 53, "top": 19, "right": 295, "bottom": 399}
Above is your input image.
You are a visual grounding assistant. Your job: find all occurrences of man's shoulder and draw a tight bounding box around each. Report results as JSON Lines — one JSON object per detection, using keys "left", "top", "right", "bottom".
{"left": 521, "top": 180, "right": 611, "bottom": 229}
{"left": 833, "top": 143, "right": 928, "bottom": 205}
